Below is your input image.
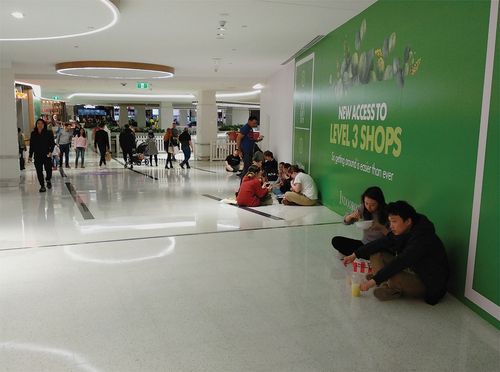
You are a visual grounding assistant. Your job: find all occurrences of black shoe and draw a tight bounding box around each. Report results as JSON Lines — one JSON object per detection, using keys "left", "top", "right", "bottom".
{"left": 186, "top": 165, "right": 191, "bottom": 169}
{"left": 180, "top": 162, "right": 185, "bottom": 169}
{"left": 46, "top": 181, "right": 52, "bottom": 189}
{"left": 165, "top": 165, "right": 169, "bottom": 169}
{"left": 39, "top": 186, "right": 46, "bottom": 192}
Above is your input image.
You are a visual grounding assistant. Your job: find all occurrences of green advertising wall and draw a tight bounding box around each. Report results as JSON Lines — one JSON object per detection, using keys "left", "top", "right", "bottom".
{"left": 294, "top": 0, "right": 499, "bottom": 328}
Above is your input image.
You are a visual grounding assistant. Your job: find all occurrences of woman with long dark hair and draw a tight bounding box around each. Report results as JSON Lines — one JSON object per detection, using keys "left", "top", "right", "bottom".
{"left": 332, "top": 186, "right": 389, "bottom": 258}
{"left": 74, "top": 128, "right": 88, "bottom": 168}
{"left": 163, "top": 128, "right": 175, "bottom": 169}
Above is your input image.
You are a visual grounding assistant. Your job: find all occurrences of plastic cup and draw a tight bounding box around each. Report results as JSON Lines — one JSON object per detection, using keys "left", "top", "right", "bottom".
{"left": 351, "top": 282, "right": 361, "bottom": 297}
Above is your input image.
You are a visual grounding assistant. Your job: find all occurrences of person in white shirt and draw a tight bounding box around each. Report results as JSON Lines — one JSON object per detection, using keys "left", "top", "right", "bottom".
{"left": 283, "top": 165, "right": 318, "bottom": 206}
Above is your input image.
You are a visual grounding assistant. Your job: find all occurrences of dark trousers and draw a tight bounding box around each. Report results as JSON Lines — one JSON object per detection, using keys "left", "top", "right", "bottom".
{"left": 181, "top": 146, "right": 191, "bottom": 167}
{"left": 165, "top": 153, "right": 173, "bottom": 168}
{"left": 239, "top": 151, "right": 253, "bottom": 184}
{"left": 123, "top": 148, "right": 133, "bottom": 165}
{"left": 59, "top": 144, "right": 70, "bottom": 166}
{"left": 34, "top": 157, "right": 52, "bottom": 186}
{"left": 149, "top": 155, "right": 158, "bottom": 166}
{"left": 19, "top": 148, "right": 25, "bottom": 170}
{"left": 98, "top": 145, "right": 107, "bottom": 165}
{"left": 331, "top": 236, "right": 364, "bottom": 256}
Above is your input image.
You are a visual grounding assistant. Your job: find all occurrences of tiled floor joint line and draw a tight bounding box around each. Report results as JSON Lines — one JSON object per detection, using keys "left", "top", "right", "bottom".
{"left": 0, "top": 222, "right": 341, "bottom": 252}
{"left": 64, "top": 182, "right": 95, "bottom": 220}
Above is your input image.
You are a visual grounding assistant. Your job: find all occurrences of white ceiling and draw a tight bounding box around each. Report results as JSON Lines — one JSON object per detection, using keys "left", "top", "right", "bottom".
{"left": 1, "top": 0, "right": 376, "bottom": 107}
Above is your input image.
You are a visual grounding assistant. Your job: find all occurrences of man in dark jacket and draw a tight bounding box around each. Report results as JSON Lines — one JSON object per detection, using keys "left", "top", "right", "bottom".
{"left": 28, "top": 119, "right": 54, "bottom": 192}
{"left": 343, "top": 200, "right": 450, "bottom": 305}
{"left": 94, "top": 123, "right": 110, "bottom": 168}
{"left": 119, "top": 124, "right": 136, "bottom": 169}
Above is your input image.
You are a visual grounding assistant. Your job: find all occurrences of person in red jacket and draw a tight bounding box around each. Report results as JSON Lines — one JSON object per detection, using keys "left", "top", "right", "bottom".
{"left": 236, "top": 165, "right": 273, "bottom": 207}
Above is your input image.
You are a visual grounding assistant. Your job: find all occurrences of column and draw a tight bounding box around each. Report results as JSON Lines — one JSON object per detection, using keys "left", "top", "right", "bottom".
{"left": 135, "top": 106, "right": 146, "bottom": 127}
{"left": 179, "top": 110, "right": 189, "bottom": 126}
{"left": 160, "top": 101, "right": 173, "bottom": 130}
{"left": 232, "top": 107, "right": 249, "bottom": 126}
{"left": 195, "top": 90, "right": 217, "bottom": 160}
{"left": 119, "top": 105, "right": 128, "bottom": 127}
{"left": 0, "top": 61, "right": 20, "bottom": 184}
{"left": 65, "top": 104, "right": 75, "bottom": 121}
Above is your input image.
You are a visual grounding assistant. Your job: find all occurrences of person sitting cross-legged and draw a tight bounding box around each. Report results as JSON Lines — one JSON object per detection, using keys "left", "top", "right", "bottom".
{"left": 282, "top": 165, "right": 317, "bottom": 206}
{"left": 225, "top": 150, "right": 243, "bottom": 173}
{"left": 236, "top": 165, "right": 273, "bottom": 207}
{"left": 343, "top": 200, "right": 450, "bottom": 305}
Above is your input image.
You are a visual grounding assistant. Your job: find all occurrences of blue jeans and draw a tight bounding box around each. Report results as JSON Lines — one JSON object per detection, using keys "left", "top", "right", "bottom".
{"left": 75, "top": 147, "right": 85, "bottom": 166}
{"left": 181, "top": 146, "right": 191, "bottom": 166}
{"left": 52, "top": 155, "right": 58, "bottom": 168}
{"left": 273, "top": 188, "right": 284, "bottom": 196}
{"left": 59, "top": 144, "right": 70, "bottom": 166}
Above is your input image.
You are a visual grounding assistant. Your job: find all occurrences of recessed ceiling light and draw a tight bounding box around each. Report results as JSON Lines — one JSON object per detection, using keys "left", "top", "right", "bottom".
{"left": 12, "top": 12, "right": 24, "bottom": 19}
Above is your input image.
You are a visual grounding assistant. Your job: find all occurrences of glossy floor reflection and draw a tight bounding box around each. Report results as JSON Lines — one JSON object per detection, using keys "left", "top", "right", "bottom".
{"left": 1, "top": 152, "right": 499, "bottom": 372}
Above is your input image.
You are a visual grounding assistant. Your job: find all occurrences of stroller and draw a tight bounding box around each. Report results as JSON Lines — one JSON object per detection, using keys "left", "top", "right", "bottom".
{"left": 130, "top": 142, "right": 149, "bottom": 166}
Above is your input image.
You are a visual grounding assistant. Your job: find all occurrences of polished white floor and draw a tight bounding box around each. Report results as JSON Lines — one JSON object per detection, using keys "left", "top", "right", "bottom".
{"left": 1, "top": 151, "right": 499, "bottom": 372}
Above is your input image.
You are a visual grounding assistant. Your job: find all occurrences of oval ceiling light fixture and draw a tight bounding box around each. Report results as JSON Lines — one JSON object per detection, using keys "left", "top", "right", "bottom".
{"left": 11, "top": 12, "right": 24, "bottom": 19}
{"left": 252, "top": 83, "right": 264, "bottom": 90}
{"left": 1, "top": 0, "right": 118, "bottom": 41}
{"left": 56, "top": 61, "right": 174, "bottom": 79}
{"left": 216, "top": 90, "right": 261, "bottom": 98}
{"left": 68, "top": 93, "right": 194, "bottom": 100}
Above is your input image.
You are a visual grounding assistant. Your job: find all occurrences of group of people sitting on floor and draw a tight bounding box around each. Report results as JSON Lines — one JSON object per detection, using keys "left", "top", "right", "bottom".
{"left": 230, "top": 115, "right": 450, "bottom": 306}
{"left": 229, "top": 149, "right": 318, "bottom": 207}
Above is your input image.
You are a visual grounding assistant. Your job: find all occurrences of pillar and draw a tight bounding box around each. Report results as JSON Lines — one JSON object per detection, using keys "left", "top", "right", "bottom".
{"left": 135, "top": 106, "right": 146, "bottom": 127}
{"left": 0, "top": 61, "right": 20, "bottom": 185}
{"left": 179, "top": 109, "right": 189, "bottom": 126}
{"left": 160, "top": 102, "right": 173, "bottom": 130}
{"left": 226, "top": 107, "right": 249, "bottom": 126}
{"left": 119, "top": 105, "right": 128, "bottom": 126}
{"left": 65, "top": 104, "right": 75, "bottom": 121}
{"left": 195, "top": 90, "right": 217, "bottom": 160}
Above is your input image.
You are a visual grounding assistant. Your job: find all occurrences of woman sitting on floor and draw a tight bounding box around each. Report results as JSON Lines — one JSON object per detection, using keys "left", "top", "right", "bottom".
{"left": 282, "top": 165, "right": 318, "bottom": 206}
{"left": 331, "top": 186, "right": 390, "bottom": 259}
{"left": 237, "top": 165, "right": 273, "bottom": 207}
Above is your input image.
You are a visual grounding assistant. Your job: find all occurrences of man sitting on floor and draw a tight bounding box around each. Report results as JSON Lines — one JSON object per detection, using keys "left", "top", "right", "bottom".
{"left": 225, "top": 150, "right": 243, "bottom": 173}
{"left": 343, "top": 200, "right": 450, "bottom": 305}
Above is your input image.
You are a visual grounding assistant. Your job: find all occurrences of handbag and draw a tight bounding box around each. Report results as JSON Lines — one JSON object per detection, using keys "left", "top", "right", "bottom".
{"left": 105, "top": 152, "right": 111, "bottom": 162}
{"left": 168, "top": 146, "right": 174, "bottom": 154}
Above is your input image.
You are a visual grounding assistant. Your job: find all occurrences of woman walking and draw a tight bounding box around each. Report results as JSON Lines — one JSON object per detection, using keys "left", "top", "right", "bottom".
{"left": 163, "top": 128, "right": 175, "bottom": 169}
{"left": 74, "top": 128, "right": 88, "bottom": 168}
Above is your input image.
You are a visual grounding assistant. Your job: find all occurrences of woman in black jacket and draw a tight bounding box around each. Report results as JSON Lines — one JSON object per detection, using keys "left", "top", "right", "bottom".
{"left": 28, "top": 119, "right": 54, "bottom": 192}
